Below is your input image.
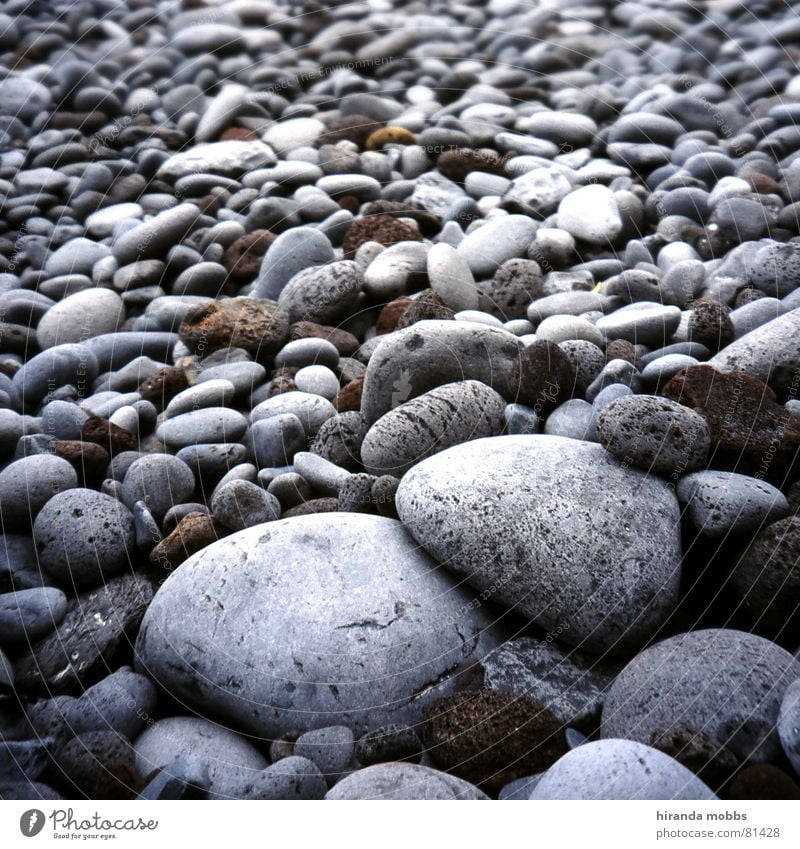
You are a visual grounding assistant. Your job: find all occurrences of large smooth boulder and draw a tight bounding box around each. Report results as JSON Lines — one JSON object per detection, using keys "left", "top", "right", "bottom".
{"left": 601, "top": 629, "right": 800, "bottom": 764}
{"left": 135, "top": 514, "right": 499, "bottom": 738}
{"left": 395, "top": 435, "right": 682, "bottom": 654}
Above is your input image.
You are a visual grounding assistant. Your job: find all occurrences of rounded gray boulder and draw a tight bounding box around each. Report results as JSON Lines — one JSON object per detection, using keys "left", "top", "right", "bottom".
{"left": 395, "top": 434, "right": 682, "bottom": 654}
{"left": 134, "top": 513, "right": 499, "bottom": 737}
{"left": 325, "top": 763, "right": 488, "bottom": 800}
{"left": 601, "top": 629, "right": 800, "bottom": 764}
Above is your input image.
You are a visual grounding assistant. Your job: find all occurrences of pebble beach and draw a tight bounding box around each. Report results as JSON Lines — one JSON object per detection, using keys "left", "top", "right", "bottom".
{"left": 0, "top": 0, "right": 799, "bottom": 802}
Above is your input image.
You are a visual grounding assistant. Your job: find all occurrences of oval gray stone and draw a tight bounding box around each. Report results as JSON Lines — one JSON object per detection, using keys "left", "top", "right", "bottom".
{"left": 120, "top": 454, "right": 195, "bottom": 522}
{"left": 253, "top": 227, "right": 334, "bottom": 300}
{"left": 361, "top": 380, "right": 505, "bottom": 477}
{"left": 601, "top": 629, "right": 800, "bottom": 764}
{"left": 134, "top": 513, "right": 499, "bottom": 737}
{"left": 277, "top": 260, "right": 362, "bottom": 325}
{"left": 0, "top": 455, "right": 78, "bottom": 526}
{"left": 325, "top": 763, "right": 488, "bottom": 800}
{"left": 596, "top": 394, "right": 711, "bottom": 476}
{"left": 676, "top": 471, "right": 789, "bottom": 537}
{"left": 156, "top": 407, "right": 248, "bottom": 449}
{"left": 360, "top": 320, "right": 524, "bottom": 426}
{"left": 530, "top": 740, "right": 717, "bottom": 800}
{"left": 778, "top": 679, "right": 800, "bottom": 778}
{"left": 395, "top": 435, "right": 682, "bottom": 654}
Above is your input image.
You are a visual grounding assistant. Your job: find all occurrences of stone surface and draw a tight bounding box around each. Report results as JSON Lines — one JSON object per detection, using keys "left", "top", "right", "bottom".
{"left": 601, "top": 629, "right": 800, "bottom": 764}
{"left": 396, "top": 435, "right": 682, "bottom": 654}
{"left": 0, "top": 455, "right": 78, "bottom": 526}
{"left": 135, "top": 514, "right": 499, "bottom": 737}
{"left": 179, "top": 298, "right": 289, "bottom": 357}
{"left": 33, "top": 489, "right": 135, "bottom": 586}
{"left": 325, "top": 763, "right": 488, "bottom": 800}
{"left": 596, "top": 394, "right": 711, "bottom": 476}
{"left": 530, "top": 740, "right": 717, "bottom": 800}
{"left": 361, "top": 380, "right": 506, "bottom": 477}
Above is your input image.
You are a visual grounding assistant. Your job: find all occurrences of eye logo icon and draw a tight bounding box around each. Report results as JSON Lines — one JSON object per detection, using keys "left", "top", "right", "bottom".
{"left": 20, "top": 810, "right": 45, "bottom": 837}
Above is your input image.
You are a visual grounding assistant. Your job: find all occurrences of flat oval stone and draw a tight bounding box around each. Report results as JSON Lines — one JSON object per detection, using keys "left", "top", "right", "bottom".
{"left": 596, "top": 394, "right": 711, "bottom": 476}
{"left": 165, "top": 379, "right": 236, "bottom": 418}
{"left": 156, "top": 408, "right": 248, "bottom": 448}
{"left": 396, "top": 435, "right": 682, "bottom": 654}
{"left": 277, "top": 260, "right": 362, "bottom": 325}
{"left": 325, "top": 763, "right": 488, "bottom": 800}
{"left": 134, "top": 513, "right": 500, "bottom": 737}
{"left": 120, "top": 454, "right": 195, "bottom": 522}
{"left": 456, "top": 215, "right": 538, "bottom": 277}
{"left": 530, "top": 740, "right": 717, "bottom": 800}
{"left": 250, "top": 391, "right": 335, "bottom": 437}
{"left": 36, "top": 288, "right": 125, "bottom": 349}
{"left": 361, "top": 380, "right": 506, "bottom": 477}
{"left": 0, "top": 587, "right": 68, "bottom": 644}
{"left": 596, "top": 302, "right": 682, "bottom": 347}
{"left": 677, "top": 471, "right": 789, "bottom": 537}
{"left": 253, "top": 227, "right": 334, "bottom": 300}
{"left": 426, "top": 243, "right": 478, "bottom": 312}
{"left": 112, "top": 204, "right": 201, "bottom": 265}
{"left": 360, "top": 320, "right": 524, "bottom": 426}
{"left": 601, "top": 629, "right": 800, "bottom": 764}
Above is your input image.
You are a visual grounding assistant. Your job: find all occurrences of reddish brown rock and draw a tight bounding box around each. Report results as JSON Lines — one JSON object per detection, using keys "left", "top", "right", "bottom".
{"left": 688, "top": 299, "right": 735, "bottom": 353}
{"left": 422, "top": 690, "right": 567, "bottom": 794}
{"left": 342, "top": 215, "right": 421, "bottom": 259}
{"left": 396, "top": 290, "right": 454, "bottom": 329}
{"left": 81, "top": 416, "right": 137, "bottom": 454}
{"left": 605, "top": 338, "right": 642, "bottom": 368}
{"left": 726, "top": 765, "right": 800, "bottom": 800}
{"left": 178, "top": 298, "right": 289, "bottom": 357}
{"left": 316, "top": 114, "right": 383, "bottom": 148}
{"left": 53, "top": 439, "right": 109, "bottom": 483}
{"left": 437, "top": 148, "right": 508, "bottom": 183}
{"left": 649, "top": 724, "right": 739, "bottom": 792}
{"left": 218, "top": 127, "right": 258, "bottom": 142}
{"left": 289, "top": 321, "right": 360, "bottom": 356}
{"left": 137, "top": 366, "right": 189, "bottom": 412}
{"left": 508, "top": 339, "right": 575, "bottom": 411}
{"left": 375, "top": 297, "right": 412, "bottom": 335}
{"left": 362, "top": 200, "right": 439, "bottom": 237}
{"left": 332, "top": 375, "right": 364, "bottom": 412}
{"left": 661, "top": 365, "right": 800, "bottom": 484}
{"left": 149, "top": 512, "right": 225, "bottom": 571}
{"left": 223, "top": 230, "right": 276, "bottom": 282}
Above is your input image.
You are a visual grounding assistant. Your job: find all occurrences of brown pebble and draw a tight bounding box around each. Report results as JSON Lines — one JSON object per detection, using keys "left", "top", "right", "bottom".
{"left": 605, "top": 338, "right": 642, "bottom": 369}
{"left": 81, "top": 416, "right": 138, "bottom": 455}
{"left": 53, "top": 440, "right": 109, "bottom": 484}
{"left": 149, "top": 513, "right": 226, "bottom": 571}
{"left": 396, "top": 290, "right": 454, "bottom": 329}
{"left": 137, "top": 367, "right": 189, "bottom": 412}
{"left": 289, "top": 321, "right": 360, "bottom": 356}
{"left": 437, "top": 148, "right": 508, "bottom": 183}
{"left": 218, "top": 127, "right": 258, "bottom": 142}
{"left": 726, "top": 764, "right": 800, "bottom": 800}
{"left": 376, "top": 297, "right": 412, "bottom": 334}
{"left": 342, "top": 214, "right": 421, "bottom": 260}
{"left": 422, "top": 690, "right": 567, "bottom": 794}
{"left": 223, "top": 230, "right": 276, "bottom": 282}
{"left": 282, "top": 498, "right": 339, "bottom": 517}
{"left": 365, "top": 126, "right": 416, "bottom": 150}
{"left": 332, "top": 375, "right": 364, "bottom": 413}
{"left": 179, "top": 298, "right": 289, "bottom": 358}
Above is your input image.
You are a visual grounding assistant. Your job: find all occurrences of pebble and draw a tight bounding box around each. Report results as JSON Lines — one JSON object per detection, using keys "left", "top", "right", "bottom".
{"left": 457, "top": 215, "right": 538, "bottom": 278}
{"left": 0, "top": 454, "right": 78, "bottom": 526}
{"left": 294, "top": 365, "right": 340, "bottom": 400}
{"left": 530, "top": 740, "right": 717, "bottom": 801}
{"left": 277, "top": 261, "right": 362, "bottom": 325}
{"left": 165, "top": 380, "right": 236, "bottom": 418}
{"left": 596, "top": 395, "right": 711, "bottom": 476}
{"left": 134, "top": 717, "right": 268, "bottom": 800}
{"left": 778, "top": 680, "right": 800, "bottom": 778}
{"left": 156, "top": 408, "right": 248, "bottom": 449}
{"left": 536, "top": 315, "right": 605, "bottom": 347}
{"left": 543, "top": 399, "right": 597, "bottom": 442}
{"left": 677, "top": 471, "right": 789, "bottom": 537}
{"left": 134, "top": 514, "right": 499, "bottom": 737}
{"left": 36, "top": 288, "right": 125, "bottom": 350}
{"left": 211, "top": 480, "right": 281, "bottom": 531}
{"left": 33, "top": 489, "right": 136, "bottom": 587}
{"left": 250, "top": 391, "right": 335, "bottom": 437}
{"left": 396, "top": 435, "right": 681, "bottom": 654}
{"left": 157, "top": 141, "right": 276, "bottom": 180}
{"left": 325, "top": 763, "right": 488, "bottom": 801}
{"left": 243, "top": 757, "right": 327, "bottom": 800}
{"left": 253, "top": 227, "right": 335, "bottom": 300}
{"left": 426, "top": 243, "right": 478, "bottom": 311}
{"left": 602, "top": 629, "right": 800, "bottom": 764}
{"left": 557, "top": 185, "right": 624, "bottom": 244}
{"left": 361, "top": 380, "right": 506, "bottom": 477}
{"left": 294, "top": 726, "right": 355, "bottom": 785}
{"left": 0, "top": 587, "right": 68, "bottom": 645}
{"left": 596, "top": 302, "right": 682, "bottom": 347}
{"left": 120, "top": 454, "right": 195, "bottom": 522}
{"left": 248, "top": 414, "right": 306, "bottom": 468}
{"left": 363, "top": 242, "right": 429, "bottom": 300}
{"left": 112, "top": 204, "right": 201, "bottom": 266}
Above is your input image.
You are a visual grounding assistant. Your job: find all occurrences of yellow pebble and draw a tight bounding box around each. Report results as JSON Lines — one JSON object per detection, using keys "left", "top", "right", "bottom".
{"left": 365, "top": 126, "right": 417, "bottom": 150}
